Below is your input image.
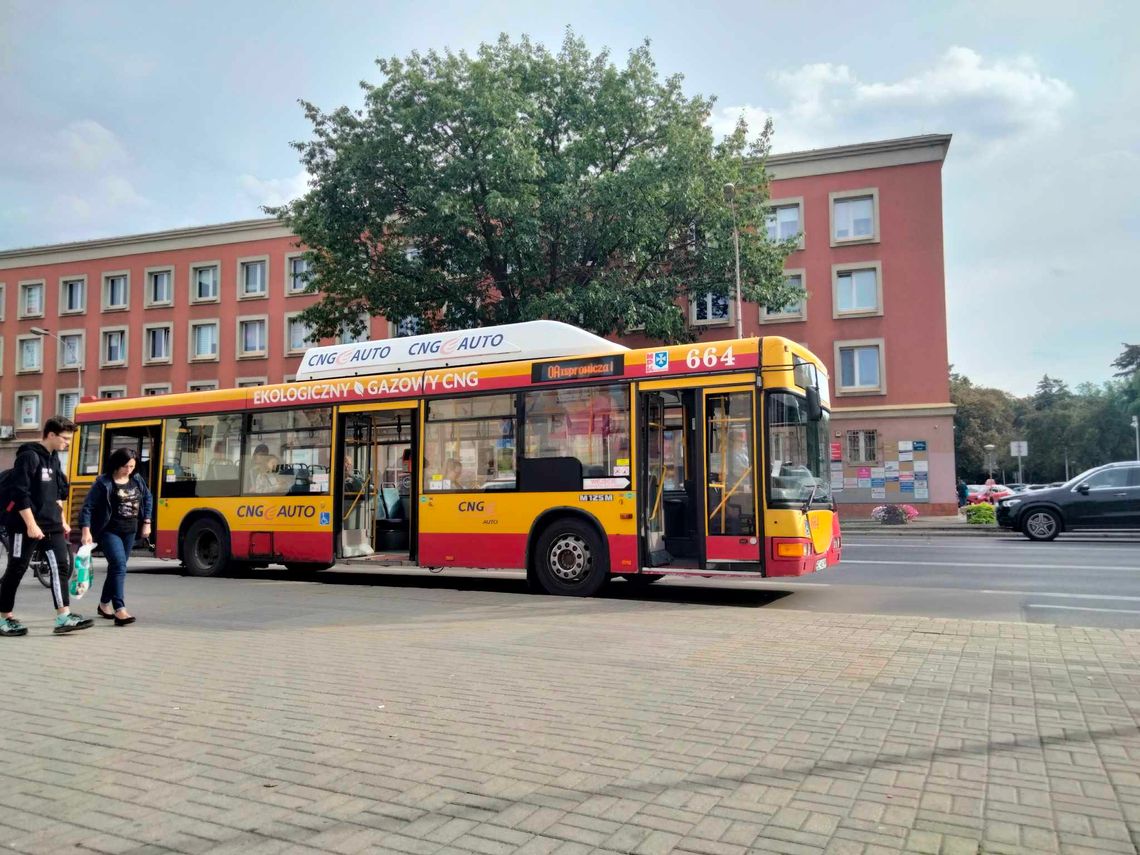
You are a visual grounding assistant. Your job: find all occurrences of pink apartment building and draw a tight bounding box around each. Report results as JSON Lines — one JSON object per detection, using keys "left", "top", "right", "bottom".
{"left": 0, "top": 134, "right": 955, "bottom": 514}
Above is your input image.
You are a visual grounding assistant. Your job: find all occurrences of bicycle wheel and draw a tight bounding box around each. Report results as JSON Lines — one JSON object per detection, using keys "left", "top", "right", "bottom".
{"left": 33, "top": 549, "right": 52, "bottom": 589}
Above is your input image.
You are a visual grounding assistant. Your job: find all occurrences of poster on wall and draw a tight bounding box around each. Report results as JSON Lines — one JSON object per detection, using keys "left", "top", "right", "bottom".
{"left": 914, "top": 460, "right": 929, "bottom": 472}
{"left": 857, "top": 477, "right": 871, "bottom": 489}
{"left": 915, "top": 486, "right": 929, "bottom": 500}
{"left": 832, "top": 479, "right": 844, "bottom": 492}
{"left": 857, "top": 466, "right": 871, "bottom": 478}
{"left": 845, "top": 477, "right": 859, "bottom": 489}
{"left": 898, "top": 440, "right": 913, "bottom": 452}
{"left": 871, "top": 488, "right": 886, "bottom": 499}
{"left": 900, "top": 481, "right": 915, "bottom": 493}
{"left": 899, "top": 451, "right": 914, "bottom": 462}
{"left": 913, "top": 441, "right": 927, "bottom": 451}
{"left": 830, "top": 442, "right": 843, "bottom": 462}
{"left": 871, "top": 467, "right": 885, "bottom": 479}
{"left": 900, "top": 471, "right": 914, "bottom": 482}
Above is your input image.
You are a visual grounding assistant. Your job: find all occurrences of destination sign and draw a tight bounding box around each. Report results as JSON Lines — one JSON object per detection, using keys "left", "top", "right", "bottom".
{"left": 531, "top": 355, "right": 624, "bottom": 384}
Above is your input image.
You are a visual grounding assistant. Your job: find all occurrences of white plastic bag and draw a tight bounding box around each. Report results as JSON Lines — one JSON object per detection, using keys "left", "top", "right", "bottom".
{"left": 70, "top": 543, "right": 95, "bottom": 598}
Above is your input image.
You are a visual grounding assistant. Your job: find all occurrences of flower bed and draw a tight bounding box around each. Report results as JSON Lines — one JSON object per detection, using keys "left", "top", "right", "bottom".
{"left": 870, "top": 504, "right": 919, "bottom": 525}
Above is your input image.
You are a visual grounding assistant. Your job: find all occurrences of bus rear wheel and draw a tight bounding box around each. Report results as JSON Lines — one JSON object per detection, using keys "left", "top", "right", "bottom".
{"left": 183, "top": 518, "right": 231, "bottom": 577}
{"left": 534, "top": 519, "right": 609, "bottom": 597}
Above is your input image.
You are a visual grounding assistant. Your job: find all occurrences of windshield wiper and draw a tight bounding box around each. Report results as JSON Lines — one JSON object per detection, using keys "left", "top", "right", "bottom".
{"left": 802, "top": 481, "right": 820, "bottom": 514}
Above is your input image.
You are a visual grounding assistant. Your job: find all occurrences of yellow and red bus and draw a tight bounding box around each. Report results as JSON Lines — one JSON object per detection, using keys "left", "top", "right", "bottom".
{"left": 69, "top": 321, "right": 840, "bottom": 595}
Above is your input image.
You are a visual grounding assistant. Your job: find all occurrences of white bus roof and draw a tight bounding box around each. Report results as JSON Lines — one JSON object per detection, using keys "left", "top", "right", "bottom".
{"left": 295, "top": 320, "right": 629, "bottom": 381}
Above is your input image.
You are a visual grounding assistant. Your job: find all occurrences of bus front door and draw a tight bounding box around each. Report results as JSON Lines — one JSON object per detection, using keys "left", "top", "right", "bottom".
{"left": 703, "top": 388, "right": 760, "bottom": 564}
{"left": 637, "top": 387, "right": 699, "bottom": 568}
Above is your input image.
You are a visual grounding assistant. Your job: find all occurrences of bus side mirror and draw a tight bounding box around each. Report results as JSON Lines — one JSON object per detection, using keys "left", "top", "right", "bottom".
{"left": 806, "top": 386, "right": 823, "bottom": 422}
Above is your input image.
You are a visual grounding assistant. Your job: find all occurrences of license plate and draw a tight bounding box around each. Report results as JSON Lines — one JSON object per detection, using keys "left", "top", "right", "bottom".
{"left": 814, "top": 558, "right": 828, "bottom": 572}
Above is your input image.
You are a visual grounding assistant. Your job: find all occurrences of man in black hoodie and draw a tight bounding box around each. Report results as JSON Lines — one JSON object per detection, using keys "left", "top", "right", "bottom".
{"left": 1, "top": 416, "right": 92, "bottom": 636}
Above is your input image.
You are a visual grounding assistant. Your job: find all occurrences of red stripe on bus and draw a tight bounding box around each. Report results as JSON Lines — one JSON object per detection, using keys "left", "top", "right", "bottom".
{"left": 419, "top": 532, "right": 527, "bottom": 569}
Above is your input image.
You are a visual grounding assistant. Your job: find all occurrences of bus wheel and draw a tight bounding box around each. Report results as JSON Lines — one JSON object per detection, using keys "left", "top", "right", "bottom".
{"left": 535, "top": 519, "right": 609, "bottom": 597}
{"left": 183, "top": 518, "right": 231, "bottom": 577}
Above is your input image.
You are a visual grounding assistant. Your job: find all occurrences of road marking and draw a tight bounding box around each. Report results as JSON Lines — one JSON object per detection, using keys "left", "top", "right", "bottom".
{"left": 979, "top": 590, "right": 1140, "bottom": 601}
{"left": 1024, "top": 604, "right": 1140, "bottom": 615}
{"left": 841, "top": 559, "right": 1140, "bottom": 571}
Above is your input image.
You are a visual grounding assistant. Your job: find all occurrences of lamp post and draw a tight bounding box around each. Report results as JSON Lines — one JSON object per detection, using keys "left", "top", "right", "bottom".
{"left": 30, "top": 326, "right": 84, "bottom": 406}
{"left": 1132, "top": 415, "right": 1139, "bottom": 461}
{"left": 723, "top": 182, "right": 744, "bottom": 339}
{"left": 983, "top": 443, "right": 996, "bottom": 481}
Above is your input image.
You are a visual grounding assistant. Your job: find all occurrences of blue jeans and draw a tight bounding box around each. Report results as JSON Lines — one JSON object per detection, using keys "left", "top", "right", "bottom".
{"left": 98, "top": 530, "right": 136, "bottom": 611}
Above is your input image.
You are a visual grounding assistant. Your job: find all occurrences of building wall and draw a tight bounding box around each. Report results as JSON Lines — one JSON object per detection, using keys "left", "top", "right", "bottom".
{"left": 0, "top": 136, "right": 957, "bottom": 512}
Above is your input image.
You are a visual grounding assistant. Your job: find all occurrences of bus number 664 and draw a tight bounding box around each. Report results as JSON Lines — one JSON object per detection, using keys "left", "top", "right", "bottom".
{"left": 685, "top": 346, "right": 735, "bottom": 370}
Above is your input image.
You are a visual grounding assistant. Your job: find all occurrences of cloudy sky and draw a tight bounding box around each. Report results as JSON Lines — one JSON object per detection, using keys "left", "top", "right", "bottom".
{"left": 1, "top": 0, "right": 1134, "bottom": 394}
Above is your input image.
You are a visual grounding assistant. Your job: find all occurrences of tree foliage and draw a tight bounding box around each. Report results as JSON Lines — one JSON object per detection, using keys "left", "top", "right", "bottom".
{"left": 952, "top": 366, "right": 1138, "bottom": 483}
{"left": 268, "top": 31, "right": 799, "bottom": 342}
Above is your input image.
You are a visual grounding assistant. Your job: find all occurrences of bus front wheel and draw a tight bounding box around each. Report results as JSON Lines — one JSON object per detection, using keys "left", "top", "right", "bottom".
{"left": 534, "top": 519, "right": 609, "bottom": 597}
{"left": 183, "top": 518, "right": 231, "bottom": 577}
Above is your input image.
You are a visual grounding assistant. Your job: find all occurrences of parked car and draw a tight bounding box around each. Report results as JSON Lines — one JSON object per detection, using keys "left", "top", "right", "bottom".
{"left": 996, "top": 461, "right": 1140, "bottom": 541}
{"left": 1007, "top": 483, "right": 1027, "bottom": 492}
{"left": 968, "top": 484, "right": 1015, "bottom": 505}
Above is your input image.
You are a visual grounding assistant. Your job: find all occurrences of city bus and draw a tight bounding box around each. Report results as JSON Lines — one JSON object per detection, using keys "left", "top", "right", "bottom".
{"left": 68, "top": 321, "right": 840, "bottom": 595}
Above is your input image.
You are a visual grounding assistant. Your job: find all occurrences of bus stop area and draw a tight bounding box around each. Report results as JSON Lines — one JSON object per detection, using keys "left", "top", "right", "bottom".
{"left": 3, "top": 566, "right": 1139, "bottom": 855}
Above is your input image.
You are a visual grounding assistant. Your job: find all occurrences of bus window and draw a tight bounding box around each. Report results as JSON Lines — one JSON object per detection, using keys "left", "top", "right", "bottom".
{"left": 766, "top": 392, "right": 830, "bottom": 505}
{"left": 424, "top": 394, "right": 516, "bottom": 491}
{"left": 76, "top": 425, "right": 103, "bottom": 476}
{"left": 163, "top": 414, "right": 244, "bottom": 498}
{"left": 523, "top": 385, "right": 630, "bottom": 480}
{"left": 243, "top": 408, "right": 333, "bottom": 496}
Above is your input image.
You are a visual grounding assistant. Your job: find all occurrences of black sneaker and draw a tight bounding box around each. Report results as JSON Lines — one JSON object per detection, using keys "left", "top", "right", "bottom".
{"left": 53, "top": 614, "right": 92, "bottom": 634}
{"left": 0, "top": 618, "right": 28, "bottom": 637}
{"left": 68, "top": 613, "right": 95, "bottom": 629}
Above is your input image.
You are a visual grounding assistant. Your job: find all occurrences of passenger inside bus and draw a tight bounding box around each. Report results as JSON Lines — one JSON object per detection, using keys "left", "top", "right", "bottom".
{"left": 443, "top": 458, "right": 468, "bottom": 490}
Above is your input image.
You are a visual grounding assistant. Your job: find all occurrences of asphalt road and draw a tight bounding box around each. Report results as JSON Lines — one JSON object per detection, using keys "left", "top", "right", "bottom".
{"left": 113, "top": 532, "right": 1140, "bottom": 630}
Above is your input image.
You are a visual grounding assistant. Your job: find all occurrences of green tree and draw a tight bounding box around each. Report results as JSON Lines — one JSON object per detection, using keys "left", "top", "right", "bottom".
{"left": 950, "top": 371, "right": 1016, "bottom": 480}
{"left": 1111, "top": 343, "right": 1140, "bottom": 378}
{"left": 268, "top": 32, "right": 799, "bottom": 342}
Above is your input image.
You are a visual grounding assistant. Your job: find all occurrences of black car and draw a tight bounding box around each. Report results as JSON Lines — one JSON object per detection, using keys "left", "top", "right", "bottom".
{"left": 996, "top": 461, "right": 1140, "bottom": 540}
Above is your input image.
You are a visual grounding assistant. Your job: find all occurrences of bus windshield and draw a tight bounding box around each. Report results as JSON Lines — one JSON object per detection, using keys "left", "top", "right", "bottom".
{"left": 766, "top": 391, "right": 831, "bottom": 505}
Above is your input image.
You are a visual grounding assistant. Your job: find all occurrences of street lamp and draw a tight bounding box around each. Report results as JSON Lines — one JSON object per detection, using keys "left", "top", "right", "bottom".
{"left": 30, "top": 326, "right": 84, "bottom": 404}
{"left": 983, "top": 443, "right": 996, "bottom": 480}
{"left": 723, "top": 182, "right": 744, "bottom": 339}
{"left": 1132, "top": 415, "right": 1139, "bottom": 462}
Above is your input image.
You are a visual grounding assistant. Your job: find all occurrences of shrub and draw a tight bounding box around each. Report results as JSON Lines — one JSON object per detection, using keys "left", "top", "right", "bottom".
{"left": 871, "top": 504, "right": 920, "bottom": 524}
{"left": 965, "top": 503, "right": 996, "bottom": 525}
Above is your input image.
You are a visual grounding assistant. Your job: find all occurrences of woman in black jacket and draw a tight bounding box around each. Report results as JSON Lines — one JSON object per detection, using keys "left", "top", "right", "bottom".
{"left": 79, "top": 448, "right": 153, "bottom": 626}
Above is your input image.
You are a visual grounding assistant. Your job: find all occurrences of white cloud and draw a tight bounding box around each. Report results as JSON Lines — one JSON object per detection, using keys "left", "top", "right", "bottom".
{"left": 713, "top": 47, "right": 1074, "bottom": 155}
{"left": 51, "top": 119, "right": 130, "bottom": 171}
{"left": 239, "top": 170, "right": 312, "bottom": 208}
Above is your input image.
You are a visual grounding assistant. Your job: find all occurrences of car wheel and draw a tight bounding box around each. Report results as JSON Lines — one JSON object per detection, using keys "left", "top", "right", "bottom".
{"left": 1022, "top": 509, "right": 1061, "bottom": 542}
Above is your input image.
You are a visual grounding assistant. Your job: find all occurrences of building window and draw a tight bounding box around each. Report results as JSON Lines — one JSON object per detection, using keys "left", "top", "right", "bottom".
{"left": 0, "top": 283, "right": 5, "bottom": 321}
{"left": 236, "top": 377, "right": 267, "bottom": 388}
{"left": 145, "top": 325, "right": 172, "bottom": 363}
{"left": 393, "top": 315, "right": 423, "bottom": 337}
{"left": 287, "top": 255, "right": 310, "bottom": 295}
{"left": 833, "top": 263, "right": 882, "bottom": 317}
{"left": 846, "top": 429, "right": 878, "bottom": 464}
{"left": 99, "top": 387, "right": 127, "bottom": 399}
{"left": 147, "top": 268, "right": 173, "bottom": 306}
{"left": 239, "top": 259, "right": 268, "bottom": 298}
{"left": 238, "top": 318, "right": 268, "bottom": 357}
{"left": 190, "top": 322, "right": 220, "bottom": 360}
{"left": 103, "top": 273, "right": 129, "bottom": 310}
{"left": 286, "top": 315, "right": 311, "bottom": 354}
{"left": 18, "top": 336, "right": 43, "bottom": 372}
{"left": 831, "top": 189, "right": 879, "bottom": 245}
{"left": 836, "top": 340, "right": 885, "bottom": 394}
{"left": 188, "top": 381, "right": 218, "bottom": 392}
{"left": 338, "top": 315, "right": 370, "bottom": 344}
{"left": 58, "top": 392, "right": 80, "bottom": 420}
{"left": 690, "top": 292, "right": 731, "bottom": 326}
{"left": 142, "top": 384, "right": 171, "bottom": 396}
{"left": 101, "top": 329, "right": 127, "bottom": 366}
{"left": 760, "top": 271, "right": 806, "bottom": 323}
{"left": 191, "top": 264, "right": 219, "bottom": 302}
{"left": 16, "top": 393, "right": 41, "bottom": 428}
{"left": 61, "top": 278, "right": 86, "bottom": 314}
{"left": 59, "top": 333, "right": 84, "bottom": 369}
{"left": 765, "top": 202, "right": 802, "bottom": 245}
{"left": 19, "top": 282, "right": 44, "bottom": 318}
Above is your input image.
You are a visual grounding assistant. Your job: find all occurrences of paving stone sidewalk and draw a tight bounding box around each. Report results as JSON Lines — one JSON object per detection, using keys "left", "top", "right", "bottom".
{"left": 2, "top": 569, "right": 1138, "bottom": 854}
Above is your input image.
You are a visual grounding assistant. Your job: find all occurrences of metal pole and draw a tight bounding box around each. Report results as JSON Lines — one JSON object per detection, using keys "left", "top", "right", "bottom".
{"left": 1133, "top": 416, "right": 1139, "bottom": 461}
{"left": 1018, "top": 453, "right": 1023, "bottom": 485}
{"left": 723, "top": 182, "right": 743, "bottom": 340}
